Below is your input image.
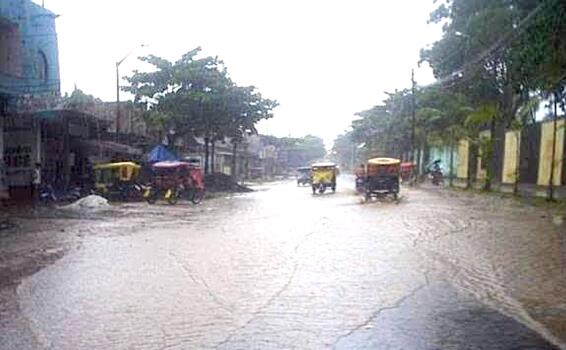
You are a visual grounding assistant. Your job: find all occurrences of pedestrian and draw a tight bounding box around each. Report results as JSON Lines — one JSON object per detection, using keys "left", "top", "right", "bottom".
{"left": 355, "top": 164, "right": 365, "bottom": 178}
{"left": 32, "top": 163, "right": 41, "bottom": 204}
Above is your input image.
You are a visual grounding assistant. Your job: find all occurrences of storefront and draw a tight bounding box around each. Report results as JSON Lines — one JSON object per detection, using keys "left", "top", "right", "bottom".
{"left": 2, "top": 110, "right": 101, "bottom": 201}
{"left": 2, "top": 113, "right": 40, "bottom": 200}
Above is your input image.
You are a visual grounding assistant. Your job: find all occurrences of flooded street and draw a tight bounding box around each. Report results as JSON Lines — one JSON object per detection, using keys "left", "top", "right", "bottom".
{"left": 1, "top": 178, "right": 565, "bottom": 349}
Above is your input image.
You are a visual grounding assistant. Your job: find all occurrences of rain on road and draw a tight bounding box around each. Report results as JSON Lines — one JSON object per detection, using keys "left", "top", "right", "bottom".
{"left": 1, "top": 178, "right": 565, "bottom": 349}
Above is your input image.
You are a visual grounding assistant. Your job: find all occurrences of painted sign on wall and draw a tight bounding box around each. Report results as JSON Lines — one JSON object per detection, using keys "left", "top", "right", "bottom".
{"left": 3, "top": 130, "right": 35, "bottom": 186}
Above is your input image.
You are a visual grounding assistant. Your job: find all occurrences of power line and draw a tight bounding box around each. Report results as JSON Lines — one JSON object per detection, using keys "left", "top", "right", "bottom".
{"left": 431, "top": 1, "right": 548, "bottom": 87}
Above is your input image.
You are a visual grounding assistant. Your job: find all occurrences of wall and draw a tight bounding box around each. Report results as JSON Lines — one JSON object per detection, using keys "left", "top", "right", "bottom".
{"left": 0, "top": 17, "right": 22, "bottom": 77}
{"left": 457, "top": 140, "right": 469, "bottom": 179}
{"left": 453, "top": 119, "right": 565, "bottom": 194}
{"left": 537, "top": 119, "right": 565, "bottom": 186}
{"left": 3, "top": 114, "right": 38, "bottom": 187}
{"left": 476, "top": 130, "right": 491, "bottom": 180}
{"left": 0, "top": 0, "right": 60, "bottom": 101}
{"left": 519, "top": 123, "right": 541, "bottom": 184}
{"left": 502, "top": 130, "right": 520, "bottom": 184}
{"left": 0, "top": 115, "right": 6, "bottom": 198}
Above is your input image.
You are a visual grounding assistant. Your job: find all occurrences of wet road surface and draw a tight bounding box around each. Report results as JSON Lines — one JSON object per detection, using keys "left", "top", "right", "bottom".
{"left": 1, "top": 178, "right": 565, "bottom": 349}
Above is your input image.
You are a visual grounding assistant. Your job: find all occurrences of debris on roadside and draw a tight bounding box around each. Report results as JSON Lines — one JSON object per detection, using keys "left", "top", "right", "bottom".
{"left": 205, "top": 173, "right": 253, "bottom": 193}
{"left": 61, "top": 195, "right": 110, "bottom": 211}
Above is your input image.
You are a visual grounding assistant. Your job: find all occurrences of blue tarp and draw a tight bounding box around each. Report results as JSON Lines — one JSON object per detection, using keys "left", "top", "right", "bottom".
{"left": 147, "top": 145, "right": 178, "bottom": 163}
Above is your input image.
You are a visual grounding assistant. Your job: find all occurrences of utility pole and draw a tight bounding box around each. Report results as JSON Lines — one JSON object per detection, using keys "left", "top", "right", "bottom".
{"left": 116, "top": 62, "right": 121, "bottom": 137}
{"left": 411, "top": 69, "right": 417, "bottom": 183}
{"left": 115, "top": 44, "right": 147, "bottom": 140}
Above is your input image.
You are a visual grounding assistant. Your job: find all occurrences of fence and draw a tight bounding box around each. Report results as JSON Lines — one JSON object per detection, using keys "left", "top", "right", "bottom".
{"left": 453, "top": 118, "right": 565, "bottom": 198}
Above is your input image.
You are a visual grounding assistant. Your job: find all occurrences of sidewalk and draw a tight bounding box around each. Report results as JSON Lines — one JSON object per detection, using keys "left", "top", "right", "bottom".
{"left": 450, "top": 178, "right": 566, "bottom": 201}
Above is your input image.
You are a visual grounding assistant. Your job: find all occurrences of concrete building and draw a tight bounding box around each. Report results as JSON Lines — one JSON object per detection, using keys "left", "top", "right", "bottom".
{"left": 0, "top": 0, "right": 60, "bottom": 200}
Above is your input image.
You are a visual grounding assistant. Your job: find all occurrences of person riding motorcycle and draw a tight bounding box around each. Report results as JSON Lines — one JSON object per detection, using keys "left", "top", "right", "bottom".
{"left": 355, "top": 164, "right": 365, "bottom": 192}
{"left": 428, "top": 159, "right": 444, "bottom": 185}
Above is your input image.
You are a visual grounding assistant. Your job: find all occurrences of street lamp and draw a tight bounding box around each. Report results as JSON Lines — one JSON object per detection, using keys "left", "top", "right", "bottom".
{"left": 116, "top": 44, "right": 146, "bottom": 137}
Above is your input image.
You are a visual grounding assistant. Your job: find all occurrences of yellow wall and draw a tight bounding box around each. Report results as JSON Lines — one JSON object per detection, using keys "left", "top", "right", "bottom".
{"left": 502, "top": 131, "right": 520, "bottom": 184}
{"left": 537, "top": 119, "right": 565, "bottom": 186}
{"left": 457, "top": 139, "right": 469, "bottom": 179}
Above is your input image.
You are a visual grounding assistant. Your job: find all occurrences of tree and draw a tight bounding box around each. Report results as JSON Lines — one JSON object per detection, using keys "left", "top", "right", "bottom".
{"left": 421, "top": 0, "right": 539, "bottom": 190}
{"left": 124, "top": 48, "right": 277, "bottom": 174}
{"left": 331, "top": 133, "right": 356, "bottom": 170}
{"left": 224, "top": 85, "right": 278, "bottom": 177}
{"left": 62, "top": 89, "right": 102, "bottom": 111}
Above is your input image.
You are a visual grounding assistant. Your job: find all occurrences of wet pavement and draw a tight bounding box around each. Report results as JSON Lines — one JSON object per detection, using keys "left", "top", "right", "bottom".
{"left": 1, "top": 178, "right": 565, "bottom": 349}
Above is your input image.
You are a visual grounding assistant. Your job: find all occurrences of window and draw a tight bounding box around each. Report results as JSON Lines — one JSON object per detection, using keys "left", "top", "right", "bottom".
{"left": 36, "top": 50, "right": 48, "bottom": 83}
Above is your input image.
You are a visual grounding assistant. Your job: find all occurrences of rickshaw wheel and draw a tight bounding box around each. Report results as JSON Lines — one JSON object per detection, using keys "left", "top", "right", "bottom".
{"left": 167, "top": 189, "right": 180, "bottom": 205}
{"left": 312, "top": 185, "right": 316, "bottom": 195}
{"left": 145, "top": 188, "right": 158, "bottom": 204}
{"left": 393, "top": 192, "right": 399, "bottom": 202}
{"left": 147, "top": 194, "right": 157, "bottom": 205}
{"left": 191, "top": 189, "right": 205, "bottom": 204}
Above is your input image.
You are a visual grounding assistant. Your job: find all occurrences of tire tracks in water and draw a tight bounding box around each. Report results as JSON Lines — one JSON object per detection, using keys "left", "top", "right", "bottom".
{"left": 330, "top": 271, "right": 430, "bottom": 349}
{"left": 402, "top": 205, "right": 566, "bottom": 350}
{"left": 213, "top": 218, "right": 329, "bottom": 349}
{"left": 168, "top": 250, "right": 235, "bottom": 315}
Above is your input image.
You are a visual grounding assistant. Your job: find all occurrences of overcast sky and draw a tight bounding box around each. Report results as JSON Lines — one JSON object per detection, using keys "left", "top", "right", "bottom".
{"left": 38, "top": 0, "right": 442, "bottom": 148}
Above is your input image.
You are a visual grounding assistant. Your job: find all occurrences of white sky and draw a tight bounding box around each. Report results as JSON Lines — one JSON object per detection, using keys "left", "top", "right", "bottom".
{"left": 37, "top": 0, "right": 442, "bottom": 148}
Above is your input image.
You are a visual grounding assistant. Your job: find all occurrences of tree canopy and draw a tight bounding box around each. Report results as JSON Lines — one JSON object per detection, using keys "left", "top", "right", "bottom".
{"left": 333, "top": 0, "right": 566, "bottom": 189}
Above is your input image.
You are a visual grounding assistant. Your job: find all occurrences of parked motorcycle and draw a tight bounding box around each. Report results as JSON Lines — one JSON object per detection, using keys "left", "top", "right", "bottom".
{"left": 39, "top": 185, "right": 83, "bottom": 205}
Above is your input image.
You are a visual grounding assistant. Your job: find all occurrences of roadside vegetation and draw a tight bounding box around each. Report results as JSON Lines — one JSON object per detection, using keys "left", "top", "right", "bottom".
{"left": 333, "top": 0, "right": 566, "bottom": 194}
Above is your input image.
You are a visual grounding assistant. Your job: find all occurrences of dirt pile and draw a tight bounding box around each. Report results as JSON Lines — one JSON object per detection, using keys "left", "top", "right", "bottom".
{"left": 205, "top": 173, "right": 253, "bottom": 193}
{"left": 62, "top": 195, "right": 110, "bottom": 211}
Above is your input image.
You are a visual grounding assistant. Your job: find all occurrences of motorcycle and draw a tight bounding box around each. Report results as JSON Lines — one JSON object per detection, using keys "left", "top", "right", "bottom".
{"left": 429, "top": 169, "right": 444, "bottom": 186}
{"left": 427, "top": 160, "right": 444, "bottom": 186}
{"left": 40, "top": 185, "right": 83, "bottom": 205}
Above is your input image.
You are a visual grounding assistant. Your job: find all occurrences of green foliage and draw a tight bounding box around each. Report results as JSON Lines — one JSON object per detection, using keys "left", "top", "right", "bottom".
{"left": 464, "top": 103, "right": 500, "bottom": 130}
{"left": 123, "top": 47, "right": 278, "bottom": 145}
{"left": 63, "top": 89, "right": 102, "bottom": 110}
{"left": 340, "top": 0, "right": 566, "bottom": 179}
{"left": 333, "top": 84, "right": 472, "bottom": 163}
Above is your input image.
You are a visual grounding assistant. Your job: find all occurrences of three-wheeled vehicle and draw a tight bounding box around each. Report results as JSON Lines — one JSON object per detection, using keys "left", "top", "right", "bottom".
{"left": 296, "top": 166, "right": 311, "bottom": 186}
{"left": 94, "top": 162, "right": 143, "bottom": 201}
{"left": 400, "top": 162, "right": 415, "bottom": 182}
{"left": 144, "top": 161, "right": 205, "bottom": 205}
{"left": 364, "top": 157, "right": 401, "bottom": 201}
{"left": 311, "top": 162, "right": 338, "bottom": 194}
